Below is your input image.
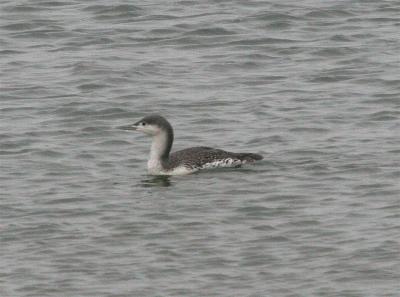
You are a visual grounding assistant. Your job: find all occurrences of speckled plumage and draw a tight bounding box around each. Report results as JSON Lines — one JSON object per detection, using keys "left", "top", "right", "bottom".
{"left": 123, "top": 115, "right": 263, "bottom": 175}
{"left": 168, "top": 147, "right": 262, "bottom": 171}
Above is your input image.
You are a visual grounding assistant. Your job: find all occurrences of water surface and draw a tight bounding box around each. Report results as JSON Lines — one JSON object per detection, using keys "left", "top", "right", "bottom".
{"left": 1, "top": 1, "right": 399, "bottom": 296}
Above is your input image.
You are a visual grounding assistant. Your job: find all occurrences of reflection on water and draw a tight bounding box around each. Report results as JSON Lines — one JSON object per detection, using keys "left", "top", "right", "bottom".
{"left": 140, "top": 175, "right": 172, "bottom": 187}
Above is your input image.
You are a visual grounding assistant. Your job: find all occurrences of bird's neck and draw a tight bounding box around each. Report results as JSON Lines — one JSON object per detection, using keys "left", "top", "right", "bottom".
{"left": 148, "top": 129, "right": 173, "bottom": 172}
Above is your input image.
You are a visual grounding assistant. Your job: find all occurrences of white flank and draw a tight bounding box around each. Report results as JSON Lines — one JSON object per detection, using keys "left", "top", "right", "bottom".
{"left": 200, "top": 158, "right": 243, "bottom": 169}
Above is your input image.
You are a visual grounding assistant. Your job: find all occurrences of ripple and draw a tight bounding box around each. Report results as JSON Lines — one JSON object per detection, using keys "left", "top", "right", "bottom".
{"left": 368, "top": 110, "right": 399, "bottom": 121}
{"left": 84, "top": 4, "right": 143, "bottom": 21}
{"left": 184, "top": 27, "right": 236, "bottom": 36}
{"left": 289, "top": 127, "right": 330, "bottom": 133}
{"left": 77, "top": 83, "right": 109, "bottom": 91}
{"left": 33, "top": 149, "right": 66, "bottom": 158}
{"left": 228, "top": 37, "right": 296, "bottom": 45}
{"left": 95, "top": 140, "right": 131, "bottom": 147}
{"left": 1, "top": 23, "right": 36, "bottom": 31}
{"left": 305, "top": 9, "right": 355, "bottom": 18}
{"left": 3, "top": 5, "right": 42, "bottom": 12}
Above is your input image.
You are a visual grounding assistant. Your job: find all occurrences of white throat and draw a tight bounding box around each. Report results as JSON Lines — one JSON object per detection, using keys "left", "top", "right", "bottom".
{"left": 147, "top": 131, "right": 169, "bottom": 174}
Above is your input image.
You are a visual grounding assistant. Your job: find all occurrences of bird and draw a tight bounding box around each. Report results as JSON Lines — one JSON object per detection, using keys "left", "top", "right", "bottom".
{"left": 119, "top": 115, "right": 263, "bottom": 175}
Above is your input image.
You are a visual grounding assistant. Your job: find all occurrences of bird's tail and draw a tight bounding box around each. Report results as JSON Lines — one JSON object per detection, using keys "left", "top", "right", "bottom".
{"left": 236, "top": 153, "right": 263, "bottom": 162}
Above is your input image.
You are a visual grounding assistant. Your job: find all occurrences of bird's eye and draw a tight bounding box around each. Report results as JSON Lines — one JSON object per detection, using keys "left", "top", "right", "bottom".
{"left": 142, "top": 122, "right": 146, "bottom": 126}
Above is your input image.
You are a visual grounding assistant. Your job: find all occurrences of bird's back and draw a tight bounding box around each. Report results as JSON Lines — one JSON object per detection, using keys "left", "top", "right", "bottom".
{"left": 168, "top": 146, "right": 262, "bottom": 171}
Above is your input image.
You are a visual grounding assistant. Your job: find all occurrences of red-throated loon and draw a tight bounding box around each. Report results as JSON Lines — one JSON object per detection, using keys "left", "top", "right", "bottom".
{"left": 119, "top": 115, "right": 263, "bottom": 175}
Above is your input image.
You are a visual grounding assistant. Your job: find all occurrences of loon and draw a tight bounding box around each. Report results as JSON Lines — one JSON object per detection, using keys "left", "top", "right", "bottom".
{"left": 120, "top": 115, "right": 263, "bottom": 175}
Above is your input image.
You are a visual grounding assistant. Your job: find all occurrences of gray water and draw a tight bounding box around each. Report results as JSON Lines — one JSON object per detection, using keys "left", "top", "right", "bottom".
{"left": 1, "top": 0, "right": 400, "bottom": 296}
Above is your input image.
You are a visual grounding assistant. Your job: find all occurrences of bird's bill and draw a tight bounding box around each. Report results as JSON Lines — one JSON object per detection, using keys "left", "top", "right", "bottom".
{"left": 117, "top": 124, "right": 138, "bottom": 131}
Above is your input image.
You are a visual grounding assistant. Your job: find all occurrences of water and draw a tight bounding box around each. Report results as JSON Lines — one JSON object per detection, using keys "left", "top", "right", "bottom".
{"left": 1, "top": 0, "right": 399, "bottom": 296}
